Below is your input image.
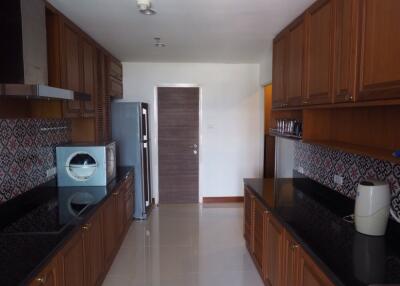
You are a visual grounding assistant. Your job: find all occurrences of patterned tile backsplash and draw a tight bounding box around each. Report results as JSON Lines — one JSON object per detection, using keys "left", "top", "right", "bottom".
{"left": 294, "top": 141, "right": 400, "bottom": 218}
{"left": 0, "top": 119, "right": 71, "bottom": 203}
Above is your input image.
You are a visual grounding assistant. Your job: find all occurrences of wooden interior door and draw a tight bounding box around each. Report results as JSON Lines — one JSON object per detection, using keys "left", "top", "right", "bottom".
{"left": 305, "top": 0, "right": 334, "bottom": 105}
{"left": 357, "top": 0, "right": 400, "bottom": 101}
{"left": 158, "top": 87, "right": 199, "bottom": 204}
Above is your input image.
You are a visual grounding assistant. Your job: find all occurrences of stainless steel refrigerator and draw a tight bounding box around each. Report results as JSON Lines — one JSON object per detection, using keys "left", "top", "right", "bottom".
{"left": 111, "top": 102, "right": 152, "bottom": 219}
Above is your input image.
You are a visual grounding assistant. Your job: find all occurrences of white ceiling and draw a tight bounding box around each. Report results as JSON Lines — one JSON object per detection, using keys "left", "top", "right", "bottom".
{"left": 48, "top": 0, "right": 314, "bottom": 63}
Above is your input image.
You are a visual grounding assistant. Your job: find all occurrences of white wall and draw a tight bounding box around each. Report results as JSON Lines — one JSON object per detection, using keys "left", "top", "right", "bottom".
{"left": 259, "top": 46, "right": 273, "bottom": 86}
{"left": 121, "top": 63, "right": 262, "bottom": 202}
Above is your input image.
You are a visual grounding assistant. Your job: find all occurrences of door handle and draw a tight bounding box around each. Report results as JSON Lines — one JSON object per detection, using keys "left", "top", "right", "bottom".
{"left": 193, "top": 150, "right": 198, "bottom": 155}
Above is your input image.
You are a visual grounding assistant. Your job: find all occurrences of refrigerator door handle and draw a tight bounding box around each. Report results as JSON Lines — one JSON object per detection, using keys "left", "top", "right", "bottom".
{"left": 142, "top": 108, "right": 148, "bottom": 141}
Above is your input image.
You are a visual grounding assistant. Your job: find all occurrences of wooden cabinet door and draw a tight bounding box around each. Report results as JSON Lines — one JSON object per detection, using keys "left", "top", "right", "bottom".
{"left": 272, "top": 33, "right": 288, "bottom": 108}
{"left": 298, "top": 248, "right": 334, "bottom": 286}
{"left": 29, "top": 257, "right": 61, "bottom": 286}
{"left": 102, "top": 195, "right": 117, "bottom": 268}
{"left": 253, "top": 198, "right": 267, "bottom": 275}
{"left": 357, "top": 0, "right": 400, "bottom": 101}
{"left": 305, "top": 0, "right": 334, "bottom": 105}
{"left": 124, "top": 176, "right": 134, "bottom": 230}
{"left": 59, "top": 231, "right": 85, "bottom": 286}
{"left": 333, "top": 0, "right": 358, "bottom": 103}
{"left": 282, "top": 231, "right": 300, "bottom": 286}
{"left": 244, "top": 187, "right": 254, "bottom": 250}
{"left": 61, "top": 21, "right": 82, "bottom": 118}
{"left": 82, "top": 212, "right": 104, "bottom": 286}
{"left": 81, "top": 38, "right": 96, "bottom": 116}
{"left": 287, "top": 17, "right": 306, "bottom": 106}
{"left": 265, "top": 215, "right": 284, "bottom": 286}
{"left": 115, "top": 186, "right": 126, "bottom": 242}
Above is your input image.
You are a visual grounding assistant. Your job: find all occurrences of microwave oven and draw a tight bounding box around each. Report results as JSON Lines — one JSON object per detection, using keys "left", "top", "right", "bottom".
{"left": 56, "top": 142, "right": 116, "bottom": 186}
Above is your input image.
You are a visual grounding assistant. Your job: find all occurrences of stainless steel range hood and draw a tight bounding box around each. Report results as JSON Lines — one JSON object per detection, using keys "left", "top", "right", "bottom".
{"left": 0, "top": 0, "right": 88, "bottom": 100}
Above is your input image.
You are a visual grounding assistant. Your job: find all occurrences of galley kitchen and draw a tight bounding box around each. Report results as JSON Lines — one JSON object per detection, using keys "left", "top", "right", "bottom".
{"left": 1, "top": 0, "right": 400, "bottom": 286}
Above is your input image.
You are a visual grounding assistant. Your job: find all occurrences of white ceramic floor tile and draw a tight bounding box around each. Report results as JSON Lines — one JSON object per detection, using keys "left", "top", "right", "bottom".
{"left": 103, "top": 203, "right": 263, "bottom": 286}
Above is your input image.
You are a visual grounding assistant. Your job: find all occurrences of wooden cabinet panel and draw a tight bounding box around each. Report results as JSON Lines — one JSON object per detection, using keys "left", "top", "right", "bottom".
{"left": 282, "top": 231, "right": 299, "bottom": 286}
{"left": 108, "top": 59, "right": 123, "bottom": 81}
{"left": 298, "top": 248, "right": 334, "bottom": 286}
{"left": 102, "top": 195, "right": 117, "bottom": 268}
{"left": 82, "top": 212, "right": 104, "bottom": 286}
{"left": 305, "top": 0, "right": 333, "bottom": 105}
{"left": 108, "top": 76, "right": 123, "bottom": 98}
{"left": 253, "top": 199, "right": 267, "bottom": 275}
{"left": 244, "top": 187, "right": 254, "bottom": 250}
{"left": 29, "top": 257, "right": 61, "bottom": 286}
{"left": 287, "top": 18, "right": 306, "bottom": 106}
{"left": 115, "top": 186, "right": 125, "bottom": 242}
{"left": 333, "top": 0, "right": 358, "bottom": 103}
{"left": 61, "top": 22, "right": 82, "bottom": 118}
{"left": 59, "top": 231, "right": 85, "bottom": 286}
{"left": 265, "top": 215, "right": 284, "bottom": 286}
{"left": 82, "top": 38, "right": 96, "bottom": 116}
{"left": 358, "top": 0, "right": 400, "bottom": 101}
{"left": 272, "top": 34, "right": 288, "bottom": 108}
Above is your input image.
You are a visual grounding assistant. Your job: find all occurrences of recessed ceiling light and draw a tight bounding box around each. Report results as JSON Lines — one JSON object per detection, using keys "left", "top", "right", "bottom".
{"left": 137, "top": 0, "right": 156, "bottom": 15}
{"left": 154, "top": 37, "right": 167, "bottom": 47}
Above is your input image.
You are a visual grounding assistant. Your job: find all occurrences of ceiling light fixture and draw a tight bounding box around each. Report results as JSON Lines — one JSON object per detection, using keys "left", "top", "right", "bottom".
{"left": 137, "top": 0, "right": 156, "bottom": 15}
{"left": 154, "top": 37, "right": 167, "bottom": 47}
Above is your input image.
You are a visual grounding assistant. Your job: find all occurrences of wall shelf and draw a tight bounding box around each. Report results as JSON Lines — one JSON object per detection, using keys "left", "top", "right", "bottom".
{"left": 269, "top": 129, "right": 302, "bottom": 140}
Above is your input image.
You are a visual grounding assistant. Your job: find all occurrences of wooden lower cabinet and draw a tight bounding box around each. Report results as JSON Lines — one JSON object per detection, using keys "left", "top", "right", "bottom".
{"left": 265, "top": 215, "right": 284, "bottom": 286}
{"left": 244, "top": 187, "right": 254, "bottom": 251}
{"left": 82, "top": 211, "right": 104, "bottom": 286}
{"left": 253, "top": 198, "right": 268, "bottom": 277}
{"left": 282, "top": 230, "right": 300, "bottom": 286}
{"left": 244, "top": 187, "right": 335, "bottom": 286}
{"left": 29, "top": 257, "right": 62, "bottom": 286}
{"left": 298, "top": 248, "right": 335, "bottom": 286}
{"left": 59, "top": 231, "right": 85, "bottom": 286}
{"left": 29, "top": 173, "right": 134, "bottom": 286}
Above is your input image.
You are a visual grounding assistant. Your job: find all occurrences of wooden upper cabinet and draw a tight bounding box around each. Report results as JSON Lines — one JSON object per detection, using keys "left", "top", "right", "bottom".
{"left": 61, "top": 21, "right": 82, "bottom": 118}
{"left": 272, "top": 33, "right": 288, "bottom": 108}
{"left": 357, "top": 0, "right": 400, "bottom": 101}
{"left": 106, "top": 57, "right": 123, "bottom": 99}
{"left": 333, "top": 0, "right": 358, "bottom": 103}
{"left": 265, "top": 214, "right": 284, "bottom": 286}
{"left": 287, "top": 17, "right": 306, "bottom": 107}
{"left": 82, "top": 38, "right": 96, "bottom": 117}
{"left": 305, "top": 0, "right": 334, "bottom": 105}
{"left": 298, "top": 248, "right": 335, "bottom": 286}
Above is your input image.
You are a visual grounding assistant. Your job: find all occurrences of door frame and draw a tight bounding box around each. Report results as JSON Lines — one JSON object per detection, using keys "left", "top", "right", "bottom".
{"left": 154, "top": 84, "right": 203, "bottom": 204}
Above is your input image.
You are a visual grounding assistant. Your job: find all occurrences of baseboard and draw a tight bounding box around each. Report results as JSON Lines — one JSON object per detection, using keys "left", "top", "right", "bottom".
{"left": 202, "top": 196, "right": 244, "bottom": 203}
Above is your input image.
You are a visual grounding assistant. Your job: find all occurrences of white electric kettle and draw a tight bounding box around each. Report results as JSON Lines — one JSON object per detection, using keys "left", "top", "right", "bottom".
{"left": 354, "top": 180, "right": 393, "bottom": 236}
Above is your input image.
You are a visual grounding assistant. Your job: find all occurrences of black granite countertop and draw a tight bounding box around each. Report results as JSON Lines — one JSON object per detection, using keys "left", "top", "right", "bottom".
{"left": 0, "top": 166, "right": 134, "bottom": 286}
{"left": 244, "top": 172, "right": 400, "bottom": 286}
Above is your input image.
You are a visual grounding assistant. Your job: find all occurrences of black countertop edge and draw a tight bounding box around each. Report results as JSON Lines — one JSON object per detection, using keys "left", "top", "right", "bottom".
{"left": 0, "top": 166, "right": 134, "bottom": 286}
{"left": 243, "top": 172, "right": 400, "bottom": 286}
{"left": 245, "top": 181, "right": 345, "bottom": 286}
